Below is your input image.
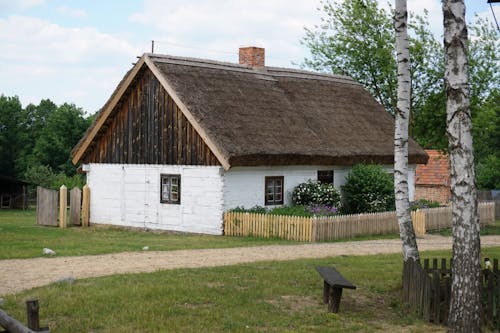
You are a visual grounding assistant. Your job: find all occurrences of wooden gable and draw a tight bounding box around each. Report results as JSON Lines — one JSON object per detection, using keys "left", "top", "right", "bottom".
{"left": 81, "top": 67, "right": 220, "bottom": 166}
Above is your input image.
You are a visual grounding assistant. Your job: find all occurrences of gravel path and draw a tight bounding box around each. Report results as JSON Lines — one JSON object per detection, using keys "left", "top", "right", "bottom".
{"left": 2, "top": 235, "right": 500, "bottom": 296}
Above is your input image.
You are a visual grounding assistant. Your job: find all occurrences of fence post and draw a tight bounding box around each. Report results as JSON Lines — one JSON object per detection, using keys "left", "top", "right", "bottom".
{"left": 26, "top": 299, "right": 40, "bottom": 331}
{"left": 59, "top": 185, "right": 67, "bottom": 228}
{"left": 82, "top": 185, "right": 90, "bottom": 227}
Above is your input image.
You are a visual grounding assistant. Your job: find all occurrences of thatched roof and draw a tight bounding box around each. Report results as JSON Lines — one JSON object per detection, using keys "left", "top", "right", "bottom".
{"left": 72, "top": 53, "right": 428, "bottom": 169}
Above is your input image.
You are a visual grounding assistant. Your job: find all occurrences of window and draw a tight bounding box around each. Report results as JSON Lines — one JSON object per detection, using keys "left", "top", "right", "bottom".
{"left": 160, "top": 174, "right": 181, "bottom": 204}
{"left": 265, "top": 176, "right": 284, "bottom": 205}
{"left": 317, "top": 170, "right": 334, "bottom": 184}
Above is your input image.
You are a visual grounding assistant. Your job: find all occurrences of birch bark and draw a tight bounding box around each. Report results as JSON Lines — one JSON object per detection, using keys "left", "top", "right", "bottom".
{"left": 394, "top": 0, "right": 419, "bottom": 262}
{"left": 442, "top": 1, "right": 481, "bottom": 331}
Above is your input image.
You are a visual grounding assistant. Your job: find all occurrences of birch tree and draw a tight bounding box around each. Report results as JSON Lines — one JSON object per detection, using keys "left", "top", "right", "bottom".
{"left": 394, "top": 0, "right": 419, "bottom": 261}
{"left": 442, "top": 0, "right": 481, "bottom": 331}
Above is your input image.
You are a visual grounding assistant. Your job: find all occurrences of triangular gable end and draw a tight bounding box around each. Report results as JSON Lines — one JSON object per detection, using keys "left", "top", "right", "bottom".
{"left": 71, "top": 54, "right": 230, "bottom": 169}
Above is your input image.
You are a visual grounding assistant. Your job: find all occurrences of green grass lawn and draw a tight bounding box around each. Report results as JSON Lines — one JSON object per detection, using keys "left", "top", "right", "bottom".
{"left": 0, "top": 209, "right": 299, "bottom": 259}
{"left": 6, "top": 248, "right": 491, "bottom": 333}
{"left": 0, "top": 209, "right": 400, "bottom": 260}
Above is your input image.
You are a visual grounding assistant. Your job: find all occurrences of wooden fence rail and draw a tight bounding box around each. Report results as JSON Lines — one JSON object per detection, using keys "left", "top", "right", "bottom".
{"left": 223, "top": 202, "right": 496, "bottom": 242}
{"left": 403, "top": 258, "right": 500, "bottom": 328}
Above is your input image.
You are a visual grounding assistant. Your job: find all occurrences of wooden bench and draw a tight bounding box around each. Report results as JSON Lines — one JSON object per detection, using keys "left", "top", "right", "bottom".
{"left": 316, "top": 266, "right": 356, "bottom": 313}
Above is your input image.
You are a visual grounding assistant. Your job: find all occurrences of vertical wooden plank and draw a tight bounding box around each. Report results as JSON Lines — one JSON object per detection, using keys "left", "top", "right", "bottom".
{"left": 233, "top": 212, "right": 238, "bottom": 236}
{"left": 59, "top": 185, "right": 67, "bottom": 228}
{"left": 496, "top": 259, "right": 500, "bottom": 329}
{"left": 222, "top": 212, "right": 231, "bottom": 236}
{"left": 433, "top": 270, "right": 440, "bottom": 323}
{"left": 36, "top": 187, "right": 58, "bottom": 226}
{"left": 178, "top": 105, "right": 184, "bottom": 164}
{"left": 441, "top": 258, "right": 449, "bottom": 323}
{"left": 223, "top": 212, "right": 227, "bottom": 235}
{"left": 69, "top": 187, "right": 82, "bottom": 226}
{"left": 172, "top": 103, "right": 178, "bottom": 163}
{"left": 82, "top": 185, "right": 89, "bottom": 227}
{"left": 487, "top": 268, "right": 494, "bottom": 323}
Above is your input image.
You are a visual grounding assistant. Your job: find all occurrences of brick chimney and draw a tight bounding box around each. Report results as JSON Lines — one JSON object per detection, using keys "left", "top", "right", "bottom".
{"left": 239, "top": 46, "right": 265, "bottom": 67}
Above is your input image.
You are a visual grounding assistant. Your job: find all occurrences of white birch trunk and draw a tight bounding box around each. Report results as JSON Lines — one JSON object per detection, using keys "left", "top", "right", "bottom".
{"left": 442, "top": 1, "right": 481, "bottom": 331}
{"left": 394, "top": 0, "right": 419, "bottom": 262}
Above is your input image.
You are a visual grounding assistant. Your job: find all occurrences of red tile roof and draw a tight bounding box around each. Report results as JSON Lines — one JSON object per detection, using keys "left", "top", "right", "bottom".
{"left": 415, "top": 150, "right": 450, "bottom": 186}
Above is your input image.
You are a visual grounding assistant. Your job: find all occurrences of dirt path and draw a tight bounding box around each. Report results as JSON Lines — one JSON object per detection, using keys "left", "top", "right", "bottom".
{"left": 2, "top": 235, "right": 500, "bottom": 296}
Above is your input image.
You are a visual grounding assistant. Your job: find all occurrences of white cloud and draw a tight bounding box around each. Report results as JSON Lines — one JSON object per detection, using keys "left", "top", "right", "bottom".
{"left": 129, "top": 0, "right": 322, "bottom": 67}
{"left": 0, "top": 0, "right": 45, "bottom": 13}
{"left": 0, "top": 15, "right": 140, "bottom": 112}
{"left": 56, "top": 5, "right": 87, "bottom": 19}
{"left": 0, "top": 15, "right": 138, "bottom": 64}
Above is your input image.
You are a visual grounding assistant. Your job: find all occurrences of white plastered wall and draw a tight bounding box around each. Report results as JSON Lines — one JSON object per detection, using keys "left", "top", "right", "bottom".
{"left": 85, "top": 164, "right": 224, "bottom": 234}
{"left": 222, "top": 164, "right": 416, "bottom": 210}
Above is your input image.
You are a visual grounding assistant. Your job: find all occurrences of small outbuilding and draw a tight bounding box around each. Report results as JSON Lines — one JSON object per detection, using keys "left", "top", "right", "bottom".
{"left": 71, "top": 47, "right": 428, "bottom": 234}
{"left": 414, "top": 150, "right": 451, "bottom": 204}
{"left": 0, "top": 175, "right": 28, "bottom": 209}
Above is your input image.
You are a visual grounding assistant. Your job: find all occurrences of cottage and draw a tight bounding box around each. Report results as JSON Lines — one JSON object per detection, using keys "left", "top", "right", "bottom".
{"left": 71, "top": 47, "right": 428, "bottom": 234}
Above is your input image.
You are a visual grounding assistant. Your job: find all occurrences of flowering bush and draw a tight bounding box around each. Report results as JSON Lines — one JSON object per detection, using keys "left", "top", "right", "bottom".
{"left": 410, "top": 199, "right": 441, "bottom": 211}
{"left": 292, "top": 180, "right": 341, "bottom": 208}
{"left": 307, "top": 204, "right": 338, "bottom": 216}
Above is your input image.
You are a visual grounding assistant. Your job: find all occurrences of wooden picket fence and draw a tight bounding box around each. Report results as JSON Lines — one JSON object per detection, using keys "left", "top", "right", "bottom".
{"left": 403, "top": 258, "right": 500, "bottom": 328}
{"left": 223, "top": 202, "right": 495, "bottom": 242}
{"left": 422, "top": 202, "right": 495, "bottom": 231}
{"left": 224, "top": 210, "right": 424, "bottom": 242}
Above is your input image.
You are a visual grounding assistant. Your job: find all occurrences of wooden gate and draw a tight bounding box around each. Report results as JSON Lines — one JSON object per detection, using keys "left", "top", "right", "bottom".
{"left": 36, "top": 187, "right": 58, "bottom": 226}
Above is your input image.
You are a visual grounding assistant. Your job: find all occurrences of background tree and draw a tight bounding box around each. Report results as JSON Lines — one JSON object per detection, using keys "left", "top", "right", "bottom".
{"left": 394, "top": 0, "right": 419, "bottom": 262}
{"left": 302, "top": 0, "right": 499, "bottom": 189}
{"left": 0, "top": 95, "right": 23, "bottom": 177}
{"left": 442, "top": 0, "right": 481, "bottom": 331}
{"left": 15, "top": 99, "right": 57, "bottom": 175}
{"left": 303, "top": 0, "right": 397, "bottom": 113}
{"left": 0, "top": 96, "right": 92, "bottom": 191}
{"left": 32, "top": 103, "right": 90, "bottom": 176}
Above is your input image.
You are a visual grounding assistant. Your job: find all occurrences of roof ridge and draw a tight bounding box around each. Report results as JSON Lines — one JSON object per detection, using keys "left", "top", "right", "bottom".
{"left": 146, "top": 53, "right": 357, "bottom": 84}
{"left": 146, "top": 53, "right": 250, "bottom": 70}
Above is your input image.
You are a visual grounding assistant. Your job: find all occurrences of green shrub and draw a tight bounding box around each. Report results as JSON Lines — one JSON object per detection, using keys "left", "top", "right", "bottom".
{"left": 341, "top": 164, "right": 395, "bottom": 214}
{"left": 268, "top": 205, "right": 311, "bottom": 216}
{"left": 228, "top": 204, "right": 338, "bottom": 217}
{"left": 24, "top": 164, "right": 86, "bottom": 190}
{"left": 292, "top": 180, "right": 341, "bottom": 207}
{"left": 229, "top": 205, "right": 267, "bottom": 214}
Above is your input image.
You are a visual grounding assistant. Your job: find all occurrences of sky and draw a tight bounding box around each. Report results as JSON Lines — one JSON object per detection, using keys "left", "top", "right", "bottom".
{"left": 0, "top": 0, "right": 498, "bottom": 114}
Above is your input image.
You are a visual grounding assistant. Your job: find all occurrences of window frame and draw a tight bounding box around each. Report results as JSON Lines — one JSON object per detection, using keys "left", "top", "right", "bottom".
{"left": 317, "top": 170, "right": 334, "bottom": 184}
{"left": 265, "top": 176, "right": 284, "bottom": 206}
{"left": 160, "top": 174, "right": 181, "bottom": 204}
